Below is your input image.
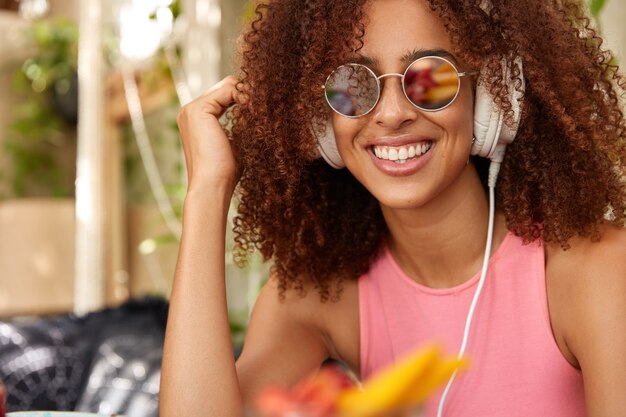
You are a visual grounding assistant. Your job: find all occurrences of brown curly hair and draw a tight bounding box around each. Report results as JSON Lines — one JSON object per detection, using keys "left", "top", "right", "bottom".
{"left": 228, "top": 0, "right": 626, "bottom": 300}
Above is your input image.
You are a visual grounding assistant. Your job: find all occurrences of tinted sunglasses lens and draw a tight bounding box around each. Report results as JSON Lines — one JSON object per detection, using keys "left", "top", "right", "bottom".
{"left": 404, "top": 57, "right": 460, "bottom": 110}
{"left": 325, "top": 64, "right": 378, "bottom": 117}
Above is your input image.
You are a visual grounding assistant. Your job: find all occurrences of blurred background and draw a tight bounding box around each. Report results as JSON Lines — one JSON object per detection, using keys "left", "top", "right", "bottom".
{"left": 0, "top": 0, "right": 262, "bottom": 319}
{"left": 0, "top": 0, "right": 624, "bottom": 415}
{"left": 0, "top": 0, "right": 260, "bottom": 414}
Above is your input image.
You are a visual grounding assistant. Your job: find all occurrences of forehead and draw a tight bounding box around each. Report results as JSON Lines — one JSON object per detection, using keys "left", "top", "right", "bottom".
{"left": 359, "top": 0, "right": 455, "bottom": 68}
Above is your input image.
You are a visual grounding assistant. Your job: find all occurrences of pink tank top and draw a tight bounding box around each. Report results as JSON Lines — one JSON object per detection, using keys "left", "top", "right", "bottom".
{"left": 358, "top": 232, "right": 586, "bottom": 417}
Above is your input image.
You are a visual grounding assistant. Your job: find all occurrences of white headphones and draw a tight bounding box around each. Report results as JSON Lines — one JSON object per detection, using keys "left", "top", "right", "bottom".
{"left": 316, "top": 56, "right": 525, "bottom": 171}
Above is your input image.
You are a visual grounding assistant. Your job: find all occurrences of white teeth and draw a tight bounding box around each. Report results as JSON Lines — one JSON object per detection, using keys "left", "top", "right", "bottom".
{"left": 372, "top": 142, "right": 432, "bottom": 161}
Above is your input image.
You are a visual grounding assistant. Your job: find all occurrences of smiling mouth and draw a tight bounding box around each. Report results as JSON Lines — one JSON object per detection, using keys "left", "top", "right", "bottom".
{"left": 372, "top": 141, "right": 433, "bottom": 164}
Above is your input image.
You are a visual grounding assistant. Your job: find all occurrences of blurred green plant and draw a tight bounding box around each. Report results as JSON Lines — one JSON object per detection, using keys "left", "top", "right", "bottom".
{"left": 590, "top": 0, "right": 606, "bottom": 19}
{"left": 1, "top": 18, "right": 78, "bottom": 198}
{"left": 243, "top": 0, "right": 259, "bottom": 21}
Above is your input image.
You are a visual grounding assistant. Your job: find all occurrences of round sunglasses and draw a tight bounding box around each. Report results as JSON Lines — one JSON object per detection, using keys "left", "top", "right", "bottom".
{"left": 323, "top": 55, "right": 477, "bottom": 118}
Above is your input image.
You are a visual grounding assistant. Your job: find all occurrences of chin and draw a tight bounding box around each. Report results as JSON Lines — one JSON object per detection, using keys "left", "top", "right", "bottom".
{"left": 368, "top": 187, "right": 434, "bottom": 211}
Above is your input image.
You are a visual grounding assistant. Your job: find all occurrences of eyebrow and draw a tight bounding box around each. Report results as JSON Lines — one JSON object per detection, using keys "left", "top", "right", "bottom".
{"left": 349, "top": 48, "right": 456, "bottom": 68}
{"left": 401, "top": 48, "right": 455, "bottom": 65}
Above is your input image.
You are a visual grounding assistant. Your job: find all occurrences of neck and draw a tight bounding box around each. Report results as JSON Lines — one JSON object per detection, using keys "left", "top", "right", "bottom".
{"left": 381, "top": 164, "right": 507, "bottom": 288}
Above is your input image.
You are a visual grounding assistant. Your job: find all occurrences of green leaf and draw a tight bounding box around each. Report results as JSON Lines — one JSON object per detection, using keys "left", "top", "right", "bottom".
{"left": 590, "top": 0, "right": 607, "bottom": 18}
{"left": 2, "top": 18, "right": 78, "bottom": 198}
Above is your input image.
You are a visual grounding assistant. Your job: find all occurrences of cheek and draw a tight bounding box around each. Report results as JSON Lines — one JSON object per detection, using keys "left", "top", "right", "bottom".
{"left": 437, "top": 85, "right": 475, "bottom": 141}
{"left": 330, "top": 114, "right": 365, "bottom": 152}
{"left": 453, "top": 84, "right": 475, "bottom": 132}
{"left": 461, "top": 84, "right": 476, "bottom": 132}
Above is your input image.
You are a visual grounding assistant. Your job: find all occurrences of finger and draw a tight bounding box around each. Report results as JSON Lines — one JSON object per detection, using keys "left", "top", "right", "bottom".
{"left": 202, "top": 88, "right": 238, "bottom": 119}
{"left": 177, "top": 76, "right": 240, "bottom": 181}
{"left": 198, "top": 76, "right": 239, "bottom": 117}
{"left": 202, "top": 75, "right": 239, "bottom": 97}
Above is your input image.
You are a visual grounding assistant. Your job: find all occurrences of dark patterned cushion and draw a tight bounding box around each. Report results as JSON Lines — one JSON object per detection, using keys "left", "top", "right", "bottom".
{"left": 0, "top": 297, "right": 168, "bottom": 417}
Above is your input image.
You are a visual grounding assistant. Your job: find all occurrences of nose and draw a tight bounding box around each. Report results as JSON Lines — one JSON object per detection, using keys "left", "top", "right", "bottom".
{"left": 371, "top": 75, "right": 418, "bottom": 129}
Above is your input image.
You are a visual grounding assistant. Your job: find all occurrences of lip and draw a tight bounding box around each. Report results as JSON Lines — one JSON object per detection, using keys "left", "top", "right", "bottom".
{"left": 368, "top": 140, "right": 435, "bottom": 177}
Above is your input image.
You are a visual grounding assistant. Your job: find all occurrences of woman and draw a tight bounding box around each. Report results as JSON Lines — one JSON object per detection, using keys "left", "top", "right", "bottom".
{"left": 160, "top": 0, "right": 626, "bottom": 416}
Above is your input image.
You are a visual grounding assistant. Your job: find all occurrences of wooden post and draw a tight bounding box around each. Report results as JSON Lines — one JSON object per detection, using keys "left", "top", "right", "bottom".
{"left": 74, "top": 0, "right": 106, "bottom": 315}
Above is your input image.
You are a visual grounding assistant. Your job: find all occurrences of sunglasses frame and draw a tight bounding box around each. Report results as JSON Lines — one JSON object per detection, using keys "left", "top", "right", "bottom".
{"left": 323, "top": 55, "right": 478, "bottom": 119}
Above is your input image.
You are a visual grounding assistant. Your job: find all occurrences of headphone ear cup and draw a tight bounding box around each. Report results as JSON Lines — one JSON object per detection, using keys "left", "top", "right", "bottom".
{"left": 316, "top": 121, "right": 345, "bottom": 169}
{"left": 471, "top": 57, "right": 524, "bottom": 159}
{"left": 472, "top": 76, "right": 505, "bottom": 158}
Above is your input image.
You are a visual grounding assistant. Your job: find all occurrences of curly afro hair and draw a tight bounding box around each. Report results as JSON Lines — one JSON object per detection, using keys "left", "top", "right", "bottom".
{"left": 227, "top": 0, "right": 626, "bottom": 300}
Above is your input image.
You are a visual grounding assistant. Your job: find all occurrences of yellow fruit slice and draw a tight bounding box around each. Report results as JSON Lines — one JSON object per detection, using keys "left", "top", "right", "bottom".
{"left": 396, "top": 356, "right": 468, "bottom": 408}
{"left": 337, "top": 344, "right": 463, "bottom": 417}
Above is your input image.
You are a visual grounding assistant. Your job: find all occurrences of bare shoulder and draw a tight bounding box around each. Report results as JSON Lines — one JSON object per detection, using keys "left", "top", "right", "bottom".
{"left": 236, "top": 274, "right": 360, "bottom": 400}
{"left": 254, "top": 274, "right": 330, "bottom": 323}
{"left": 259, "top": 275, "right": 361, "bottom": 373}
{"left": 545, "top": 224, "right": 626, "bottom": 416}
{"left": 546, "top": 224, "right": 626, "bottom": 287}
{"left": 545, "top": 223, "right": 626, "bottom": 315}
{"left": 253, "top": 273, "right": 359, "bottom": 338}
{"left": 546, "top": 221, "right": 626, "bottom": 265}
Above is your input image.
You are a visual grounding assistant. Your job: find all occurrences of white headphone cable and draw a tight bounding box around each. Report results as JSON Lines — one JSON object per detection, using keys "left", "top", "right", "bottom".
{"left": 435, "top": 182, "right": 497, "bottom": 417}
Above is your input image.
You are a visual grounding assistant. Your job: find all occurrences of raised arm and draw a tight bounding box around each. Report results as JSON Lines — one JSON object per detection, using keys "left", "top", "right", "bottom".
{"left": 160, "top": 76, "right": 243, "bottom": 417}
{"left": 159, "top": 76, "right": 329, "bottom": 417}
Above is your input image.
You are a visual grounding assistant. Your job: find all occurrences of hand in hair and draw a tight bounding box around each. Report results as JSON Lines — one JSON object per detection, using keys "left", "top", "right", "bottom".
{"left": 176, "top": 75, "right": 241, "bottom": 194}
